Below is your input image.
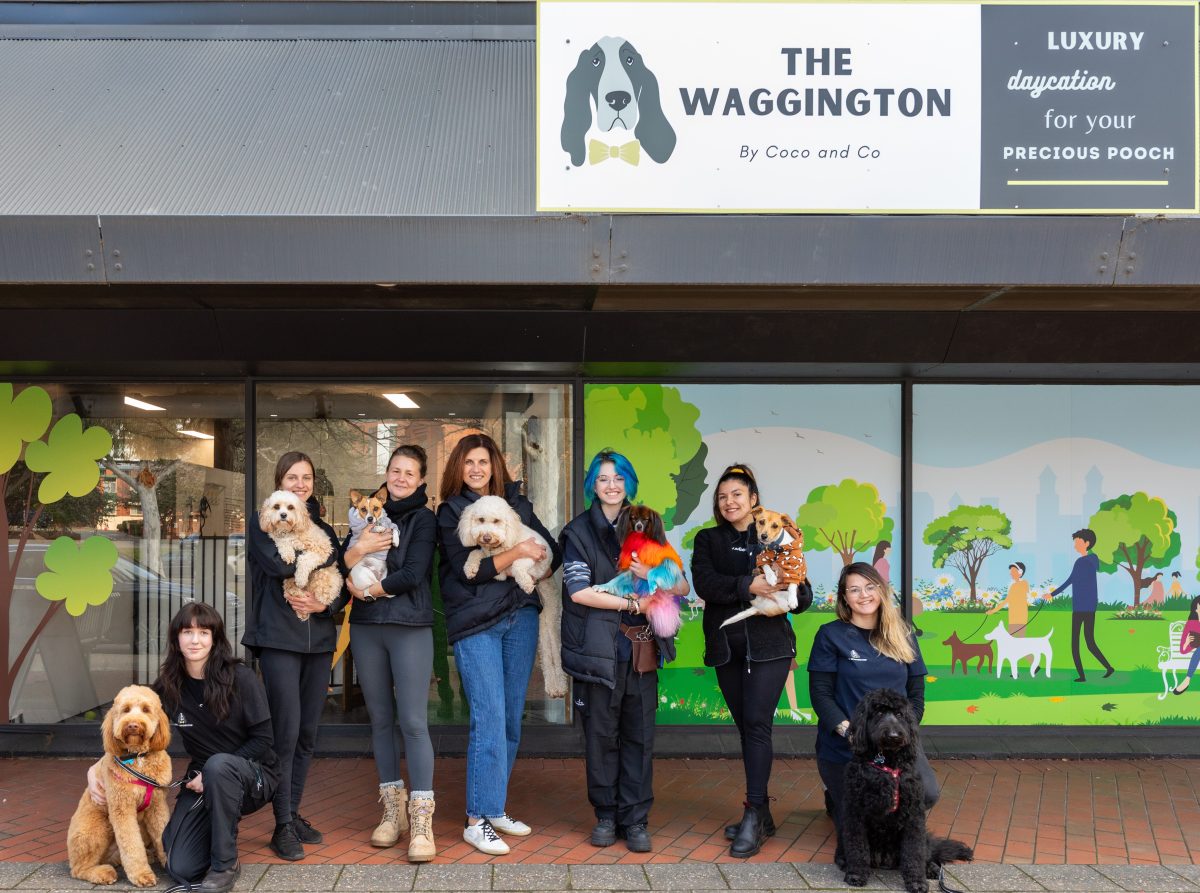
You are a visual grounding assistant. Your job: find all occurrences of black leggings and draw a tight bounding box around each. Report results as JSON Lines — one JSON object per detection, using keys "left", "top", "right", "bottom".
{"left": 714, "top": 628, "right": 792, "bottom": 806}
{"left": 258, "top": 648, "right": 330, "bottom": 826}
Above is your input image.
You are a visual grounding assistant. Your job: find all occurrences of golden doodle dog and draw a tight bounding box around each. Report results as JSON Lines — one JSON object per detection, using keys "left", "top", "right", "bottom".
{"left": 720, "top": 506, "right": 809, "bottom": 628}
{"left": 259, "top": 489, "right": 344, "bottom": 619}
{"left": 68, "top": 686, "right": 172, "bottom": 887}
{"left": 457, "top": 495, "right": 567, "bottom": 698}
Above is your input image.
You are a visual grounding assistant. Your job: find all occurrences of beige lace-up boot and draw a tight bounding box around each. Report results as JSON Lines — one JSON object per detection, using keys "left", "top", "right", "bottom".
{"left": 370, "top": 782, "right": 409, "bottom": 847}
{"left": 406, "top": 796, "right": 437, "bottom": 862}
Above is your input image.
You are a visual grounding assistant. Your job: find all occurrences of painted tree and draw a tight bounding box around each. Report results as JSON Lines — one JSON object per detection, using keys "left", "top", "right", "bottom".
{"left": 0, "top": 384, "right": 115, "bottom": 722}
{"left": 795, "top": 479, "right": 892, "bottom": 566}
{"left": 584, "top": 384, "right": 707, "bottom": 529}
{"left": 923, "top": 504, "right": 1012, "bottom": 604}
{"left": 99, "top": 459, "right": 181, "bottom": 576}
{"left": 1088, "top": 492, "right": 1180, "bottom": 606}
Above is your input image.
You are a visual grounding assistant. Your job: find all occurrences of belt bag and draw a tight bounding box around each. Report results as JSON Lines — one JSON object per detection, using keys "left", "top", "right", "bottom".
{"left": 620, "top": 623, "right": 658, "bottom": 674}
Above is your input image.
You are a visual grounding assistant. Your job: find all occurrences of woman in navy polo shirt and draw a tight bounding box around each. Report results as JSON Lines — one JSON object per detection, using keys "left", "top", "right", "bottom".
{"left": 807, "top": 561, "right": 938, "bottom": 856}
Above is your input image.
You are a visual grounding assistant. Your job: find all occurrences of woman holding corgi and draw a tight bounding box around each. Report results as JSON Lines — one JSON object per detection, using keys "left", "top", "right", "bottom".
{"left": 560, "top": 450, "right": 690, "bottom": 853}
{"left": 436, "top": 432, "right": 562, "bottom": 856}
{"left": 342, "top": 445, "right": 438, "bottom": 861}
{"left": 691, "top": 464, "right": 813, "bottom": 858}
{"left": 244, "top": 451, "right": 348, "bottom": 862}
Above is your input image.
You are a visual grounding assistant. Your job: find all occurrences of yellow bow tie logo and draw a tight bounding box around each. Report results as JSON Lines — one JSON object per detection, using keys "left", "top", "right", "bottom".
{"left": 589, "top": 139, "right": 641, "bottom": 166}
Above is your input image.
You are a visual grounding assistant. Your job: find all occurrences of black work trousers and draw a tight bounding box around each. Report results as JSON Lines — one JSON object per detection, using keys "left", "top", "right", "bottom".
{"left": 714, "top": 625, "right": 792, "bottom": 807}
{"left": 163, "top": 753, "right": 276, "bottom": 882}
{"left": 578, "top": 659, "right": 658, "bottom": 828}
{"left": 258, "top": 647, "right": 330, "bottom": 826}
{"left": 1071, "top": 611, "right": 1112, "bottom": 678}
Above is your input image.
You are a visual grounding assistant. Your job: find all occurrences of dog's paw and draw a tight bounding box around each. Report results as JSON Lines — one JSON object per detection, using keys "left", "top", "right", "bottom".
{"left": 77, "top": 865, "right": 119, "bottom": 885}
{"left": 926, "top": 863, "right": 941, "bottom": 880}
{"left": 391, "top": 529, "right": 400, "bottom": 547}
{"left": 843, "top": 870, "right": 870, "bottom": 887}
{"left": 903, "top": 879, "right": 929, "bottom": 893}
{"left": 129, "top": 868, "right": 158, "bottom": 888}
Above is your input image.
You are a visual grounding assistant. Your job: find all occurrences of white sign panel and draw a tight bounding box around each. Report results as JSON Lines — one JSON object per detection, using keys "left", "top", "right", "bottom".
{"left": 535, "top": 1, "right": 1198, "bottom": 214}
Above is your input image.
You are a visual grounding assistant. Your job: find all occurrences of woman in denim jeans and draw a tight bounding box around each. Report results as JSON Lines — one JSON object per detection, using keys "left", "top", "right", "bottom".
{"left": 436, "top": 433, "right": 562, "bottom": 855}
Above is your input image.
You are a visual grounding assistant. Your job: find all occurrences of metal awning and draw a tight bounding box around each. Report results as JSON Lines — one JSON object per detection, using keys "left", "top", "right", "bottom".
{"left": 0, "top": 3, "right": 1198, "bottom": 286}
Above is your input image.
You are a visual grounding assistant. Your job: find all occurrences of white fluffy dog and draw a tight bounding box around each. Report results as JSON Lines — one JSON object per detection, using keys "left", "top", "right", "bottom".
{"left": 984, "top": 621, "right": 1054, "bottom": 678}
{"left": 259, "top": 489, "right": 344, "bottom": 620}
{"left": 457, "top": 495, "right": 567, "bottom": 698}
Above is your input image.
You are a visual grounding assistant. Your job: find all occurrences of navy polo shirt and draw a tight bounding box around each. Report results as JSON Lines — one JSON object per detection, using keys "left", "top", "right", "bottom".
{"left": 807, "top": 620, "right": 926, "bottom": 764}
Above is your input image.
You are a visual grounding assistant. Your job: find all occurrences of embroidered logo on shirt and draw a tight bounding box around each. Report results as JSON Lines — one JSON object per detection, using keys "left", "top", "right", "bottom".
{"left": 174, "top": 711, "right": 193, "bottom": 728}
{"left": 849, "top": 649, "right": 868, "bottom": 662}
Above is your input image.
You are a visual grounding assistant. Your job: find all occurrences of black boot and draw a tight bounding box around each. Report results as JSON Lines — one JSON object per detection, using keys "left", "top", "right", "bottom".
{"left": 729, "top": 802, "right": 767, "bottom": 858}
{"left": 724, "top": 803, "right": 776, "bottom": 840}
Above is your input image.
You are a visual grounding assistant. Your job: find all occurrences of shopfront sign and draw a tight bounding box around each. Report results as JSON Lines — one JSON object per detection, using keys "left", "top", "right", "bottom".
{"left": 535, "top": 1, "right": 1198, "bottom": 214}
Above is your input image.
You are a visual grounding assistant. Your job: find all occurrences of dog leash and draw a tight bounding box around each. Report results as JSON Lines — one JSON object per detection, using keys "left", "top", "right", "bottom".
{"left": 112, "top": 753, "right": 190, "bottom": 790}
{"left": 960, "top": 599, "right": 1047, "bottom": 642}
{"left": 938, "top": 865, "right": 967, "bottom": 893}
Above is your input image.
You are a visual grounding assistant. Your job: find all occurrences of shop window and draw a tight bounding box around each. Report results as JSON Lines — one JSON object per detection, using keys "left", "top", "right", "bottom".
{"left": 913, "top": 385, "right": 1200, "bottom": 726}
{"left": 582, "top": 383, "right": 901, "bottom": 726}
{"left": 255, "top": 382, "right": 573, "bottom": 725}
{"left": 3, "top": 382, "right": 245, "bottom": 724}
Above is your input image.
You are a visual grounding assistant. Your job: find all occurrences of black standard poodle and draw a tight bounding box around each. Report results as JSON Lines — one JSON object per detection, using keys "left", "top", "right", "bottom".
{"left": 839, "top": 688, "right": 973, "bottom": 893}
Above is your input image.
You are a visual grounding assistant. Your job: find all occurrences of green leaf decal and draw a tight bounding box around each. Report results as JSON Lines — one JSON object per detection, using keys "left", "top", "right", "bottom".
{"left": 35, "top": 536, "right": 118, "bottom": 617}
{"left": 0, "top": 383, "right": 53, "bottom": 475}
{"left": 23, "top": 414, "right": 113, "bottom": 504}
{"left": 671, "top": 442, "right": 710, "bottom": 528}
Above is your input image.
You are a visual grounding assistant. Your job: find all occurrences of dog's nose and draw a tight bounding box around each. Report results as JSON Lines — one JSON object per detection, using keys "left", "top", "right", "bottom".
{"left": 606, "top": 90, "right": 631, "bottom": 111}
{"left": 280, "top": 512, "right": 288, "bottom": 519}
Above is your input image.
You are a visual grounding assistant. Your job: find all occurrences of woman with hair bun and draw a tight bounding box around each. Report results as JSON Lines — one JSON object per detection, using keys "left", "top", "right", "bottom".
{"left": 807, "top": 562, "right": 937, "bottom": 862}
{"left": 691, "top": 463, "right": 812, "bottom": 858}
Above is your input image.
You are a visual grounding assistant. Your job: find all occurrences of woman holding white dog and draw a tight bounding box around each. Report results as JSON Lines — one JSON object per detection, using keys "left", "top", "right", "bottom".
{"left": 560, "top": 450, "right": 689, "bottom": 853}
{"left": 692, "top": 463, "right": 813, "bottom": 858}
{"left": 87, "top": 602, "right": 278, "bottom": 893}
{"left": 343, "top": 444, "right": 439, "bottom": 861}
{"left": 807, "top": 562, "right": 938, "bottom": 862}
{"left": 244, "top": 450, "right": 349, "bottom": 862}
{"left": 436, "top": 432, "right": 562, "bottom": 855}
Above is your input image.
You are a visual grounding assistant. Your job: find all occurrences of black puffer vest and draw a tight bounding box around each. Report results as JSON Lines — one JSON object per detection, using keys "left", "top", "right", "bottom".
{"left": 559, "top": 500, "right": 677, "bottom": 688}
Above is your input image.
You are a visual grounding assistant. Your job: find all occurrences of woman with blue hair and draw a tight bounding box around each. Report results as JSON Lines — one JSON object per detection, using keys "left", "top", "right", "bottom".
{"left": 559, "top": 450, "right": 688, "bottom": 853}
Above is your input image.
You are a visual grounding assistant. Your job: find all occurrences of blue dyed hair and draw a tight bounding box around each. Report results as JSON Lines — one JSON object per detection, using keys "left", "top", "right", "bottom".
{"left": 583, "top": 450, "right": 639, "bottom": 505}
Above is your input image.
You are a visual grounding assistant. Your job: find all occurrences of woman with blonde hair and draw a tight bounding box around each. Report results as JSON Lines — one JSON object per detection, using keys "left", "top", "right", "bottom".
{"left": 807, "top": 561, "right": 937, "bottom": 860}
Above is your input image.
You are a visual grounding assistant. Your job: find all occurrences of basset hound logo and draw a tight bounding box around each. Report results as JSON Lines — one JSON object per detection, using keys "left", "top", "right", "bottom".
{"left": 560, "top": 36, "right": 677, "bottom": 168}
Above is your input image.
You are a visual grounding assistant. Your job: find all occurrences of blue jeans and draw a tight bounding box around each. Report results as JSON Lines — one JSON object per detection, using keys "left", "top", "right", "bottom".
{"left": 1188, "top": 648, "right": 1200, "bottom": 678}
{"left": 453, "top": 606, "right": 540, "bottom": 818}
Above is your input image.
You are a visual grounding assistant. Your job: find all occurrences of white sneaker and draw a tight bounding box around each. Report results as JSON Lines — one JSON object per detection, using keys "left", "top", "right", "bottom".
{"left": 486, "top": 813, "right": 532, "bottom": 836}
{"left": 463, "top": 818, "right": 510, "bottom": 855}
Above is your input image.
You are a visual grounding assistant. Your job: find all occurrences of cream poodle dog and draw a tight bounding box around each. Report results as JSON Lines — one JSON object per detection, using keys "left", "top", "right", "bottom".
{"left": 259, "top": 489, "right": 344, "bottom": 619}
{"left": 457, "top": 495, "right": 567, "bottom": 698}
{"left": 68, "top": 685, "right": 172, "bottom": 887}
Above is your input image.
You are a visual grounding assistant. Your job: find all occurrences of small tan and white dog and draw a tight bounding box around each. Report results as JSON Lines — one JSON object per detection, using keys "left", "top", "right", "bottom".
{"left": 720, "top": 506, "right": 808, "bottom": 628}
{"left": 457, "top": 495, "right": 567, "bottom": 698}
{"left": 259, "top": 489, "right": 343, "bottom": 620}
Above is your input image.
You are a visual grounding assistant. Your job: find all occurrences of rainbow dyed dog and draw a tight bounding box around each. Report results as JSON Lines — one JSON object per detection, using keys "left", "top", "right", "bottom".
{"left": 593, "top": 504, "right": 686, "bottom": 638}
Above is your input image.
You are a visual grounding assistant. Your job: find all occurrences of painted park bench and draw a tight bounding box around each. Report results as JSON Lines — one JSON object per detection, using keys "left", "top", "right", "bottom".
{"left": 1156, "top": 620, "right": 1195, "bottom": 700}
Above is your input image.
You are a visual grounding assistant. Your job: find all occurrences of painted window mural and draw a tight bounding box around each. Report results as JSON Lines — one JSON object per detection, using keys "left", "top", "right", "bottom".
{"left": 914, "top": 385, "right": 1200, "bottom": 726}
{"left": 584, "top": 383, "right": 901, "bottom": 726}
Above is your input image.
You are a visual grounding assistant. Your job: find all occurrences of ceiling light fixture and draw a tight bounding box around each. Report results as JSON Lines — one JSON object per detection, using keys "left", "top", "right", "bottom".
{"left": 383, "top": 393, "right": 419, "bottom": 409}
{"left": 179, "top": 430, "right": 214, "bottom": 440}
{"left": 124, "top": 396, "right": 165, "bottom": 412}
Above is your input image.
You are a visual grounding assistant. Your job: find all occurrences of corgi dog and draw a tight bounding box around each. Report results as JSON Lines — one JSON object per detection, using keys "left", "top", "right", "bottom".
{"left": 347, "top": 487, "right": 400, "bottom": 593}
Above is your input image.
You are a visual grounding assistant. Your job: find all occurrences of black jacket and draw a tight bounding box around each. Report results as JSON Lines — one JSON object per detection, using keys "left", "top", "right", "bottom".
{"left": 436, "top": 481, "right": 562, "bottom": 644}
{"left": 559, "top": 499, "right": 677, "bottom": 688}
{"left": 243, "top": 496, "right": 348, "bottom": 655}
{"left": 348, "top": 484, "right": 436, "bottom": 627}
{"left": 691, "top": 523, "right": 812, "bottom": 666}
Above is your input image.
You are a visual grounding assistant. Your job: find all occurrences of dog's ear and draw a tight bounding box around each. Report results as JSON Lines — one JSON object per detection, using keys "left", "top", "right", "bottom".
{"left": 147, "top": 700, "right": 171, "bottom": 752}
{"left": 646, "top": 509, "right": 667, "bottom": 543}
{"left": 629, "top": 45, "right": 676, "bottom": 164}
{"left": 561, "top": 45, "right": 600, "bottom": 167}
{"left": 101, "top": 702, "right": 120, "bottom": 757}
{"left": 349, "top": 489, "right": 363, "bottom": 505}
{"left": 750, "top": 506, "right": 764, "bottom": 519}
{"left": 780, "top": 514, "right": 796, "bottom": 529}
{"left": 847, "top": 699, "right": 874, "bottom": 759}
{"left": 371, "top": 484, "right": 388, "bottom": 502}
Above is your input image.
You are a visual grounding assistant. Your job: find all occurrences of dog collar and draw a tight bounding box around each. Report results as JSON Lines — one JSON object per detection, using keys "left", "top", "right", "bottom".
{"left": 112, "top": 757, "right": 156, "bottom": 813}
{"left": 871, "top": 756, "right": 902, "bottom": 814}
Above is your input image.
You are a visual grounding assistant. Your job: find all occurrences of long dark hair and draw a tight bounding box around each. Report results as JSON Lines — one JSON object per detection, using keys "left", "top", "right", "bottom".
{"left": 439, "top": 432, "right": 514, "bottom": 503}
{"left": 158, "top": 602, "right": 241, "bottom": 722}
{"left": 711, "top": 463, "right": 760, "bottom": 525}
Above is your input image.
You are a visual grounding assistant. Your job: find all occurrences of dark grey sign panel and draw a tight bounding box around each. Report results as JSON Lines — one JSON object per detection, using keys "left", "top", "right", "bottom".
{"left": 981, "top": 3, "right": 1196, "bottom": 212}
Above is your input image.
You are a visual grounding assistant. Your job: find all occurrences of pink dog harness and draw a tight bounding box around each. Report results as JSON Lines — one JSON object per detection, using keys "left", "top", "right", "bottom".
{"left": 871, "top": 756, "right": 902, "bottom": 814}
{"left": 110, "top": 754, "right": 174, "bottom": 813}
